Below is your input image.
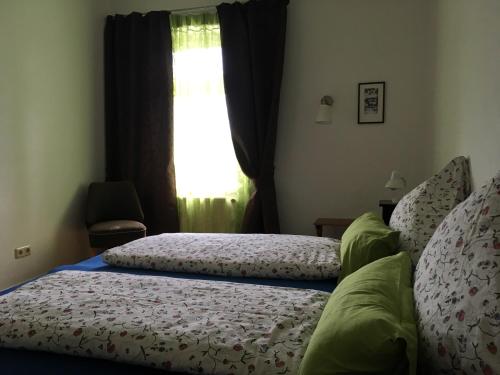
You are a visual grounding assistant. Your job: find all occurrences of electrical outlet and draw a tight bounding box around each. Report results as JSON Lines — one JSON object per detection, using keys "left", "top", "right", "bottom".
{"left": 14, "top": 245, "right": 31, "bottom": 259}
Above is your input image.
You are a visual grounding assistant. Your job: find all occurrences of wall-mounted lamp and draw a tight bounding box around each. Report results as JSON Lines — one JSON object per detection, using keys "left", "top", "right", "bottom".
{"left": 315, "top": 95, "right": 334, "bottom": 124}
{"left": 385, "top": 170, "right": 406, "bottom": 203}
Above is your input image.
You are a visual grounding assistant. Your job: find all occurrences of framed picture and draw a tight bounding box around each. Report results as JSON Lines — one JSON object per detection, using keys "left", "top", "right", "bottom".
{"left": 358, "top": 81, "right": 385, "bottom": 124}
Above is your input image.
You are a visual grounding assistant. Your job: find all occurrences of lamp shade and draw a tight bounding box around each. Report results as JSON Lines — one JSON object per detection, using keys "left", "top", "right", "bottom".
{"left": 315, "top": 104, "right": 332, "bottom": 124}
{"left": 315, "top": 95, "right": 333, "bottom": 124}
{"left": 385, "top": 170, "right": 406, "bottom": 190}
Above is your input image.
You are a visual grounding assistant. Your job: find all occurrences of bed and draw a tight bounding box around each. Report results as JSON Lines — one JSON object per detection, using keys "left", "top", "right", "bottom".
{"left": 1, "top": 270, "right": 331, "bottom": 374}
{"left": 3, "top": 158, "right": 491, "bottom": 375}
{"left": 0, "top": 228, "right": 419, "bottom": 375}
{"left": 0, "top": 246, "right": 338, "bottom": 375}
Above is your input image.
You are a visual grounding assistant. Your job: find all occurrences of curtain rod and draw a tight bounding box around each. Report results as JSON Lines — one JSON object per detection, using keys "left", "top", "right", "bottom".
{"left": 170, "top": 5, "right": 217, "bottom": 14}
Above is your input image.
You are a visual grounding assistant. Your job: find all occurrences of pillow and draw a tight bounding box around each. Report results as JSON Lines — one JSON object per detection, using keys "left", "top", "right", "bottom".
{"left": 299, "top": 252, "right": 417, "bottom": 375}
{"left": 414, "top": 171, "right": 500, "bottom": 374}
{"left": 390, "top": 156, "right": 471, "bottom": 265}
{"left": 339, "top": 212, "right": 399, "bottom": 280}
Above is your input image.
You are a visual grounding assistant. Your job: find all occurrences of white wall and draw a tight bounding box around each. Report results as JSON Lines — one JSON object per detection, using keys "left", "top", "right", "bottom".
{"left": 276, "top": 0, "right": 433, "bottom": 235}
{"left": 0, "top": 0, "right": 105, "bottom": 289}
{"left": 429, "top": 0, "right": 500, "bottom": 188}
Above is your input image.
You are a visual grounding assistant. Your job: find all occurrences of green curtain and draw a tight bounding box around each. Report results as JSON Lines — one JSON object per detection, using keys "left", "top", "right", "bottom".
{"left": 171, "top": 13, "right": 253, "bottom": 233}
{"left": 171, "top": 13, "right": 220, "bottom": 51}
{"left": 177, "top": 175, "right": 253, "bottom": 233}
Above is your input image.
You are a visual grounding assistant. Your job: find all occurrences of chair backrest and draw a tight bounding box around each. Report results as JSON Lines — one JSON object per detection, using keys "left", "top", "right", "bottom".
{"left": 86, "top": 181, "right": 144, "bottom": 226}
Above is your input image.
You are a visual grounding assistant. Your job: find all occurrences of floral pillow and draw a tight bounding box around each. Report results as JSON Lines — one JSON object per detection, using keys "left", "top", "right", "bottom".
{"left": 413, "top": 171, "right": 500, "bottom": 374}
{"left": 389, "top": 156, "right": 471, "bottom": 265}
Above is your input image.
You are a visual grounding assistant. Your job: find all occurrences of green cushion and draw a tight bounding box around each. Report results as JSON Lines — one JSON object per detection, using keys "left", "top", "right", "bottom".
{"left": 339, "top": 212, "right": 399, "bottom": 280}
{"left": 299, "top": 252, "right": 417, "bottom": 375}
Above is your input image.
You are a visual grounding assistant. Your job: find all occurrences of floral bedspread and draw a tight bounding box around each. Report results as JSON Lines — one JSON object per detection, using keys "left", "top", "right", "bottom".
{"left": 103, "top": 233, "right": 341, "bottom": 280}
{"left": 0, "top": 271, "right": 329, "bottom": 374}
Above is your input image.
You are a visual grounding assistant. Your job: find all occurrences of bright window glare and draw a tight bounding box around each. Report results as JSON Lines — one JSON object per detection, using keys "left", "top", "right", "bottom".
{"left": 173, "top": 47, "right": 241, "bottom": 198}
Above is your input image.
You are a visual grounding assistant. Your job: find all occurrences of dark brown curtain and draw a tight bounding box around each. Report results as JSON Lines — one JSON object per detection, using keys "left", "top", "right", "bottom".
{"left": 105, "top": 11, "right": 179, "bottom": 235}
{"left": 217, "top": 0, "right": 289, "bottom": 234}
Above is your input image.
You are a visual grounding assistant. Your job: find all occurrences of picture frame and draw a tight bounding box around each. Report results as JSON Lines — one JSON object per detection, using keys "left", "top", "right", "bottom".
{"left": 358, "top": 81, "right": 385, "bottom": 124}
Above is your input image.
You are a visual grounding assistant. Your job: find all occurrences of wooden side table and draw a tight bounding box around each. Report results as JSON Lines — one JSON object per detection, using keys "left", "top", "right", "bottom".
{"left": 314, "top": 218, "right": 354, "bottom": 237}
{"left": 379, "top": 200, "right": 397, "bottom": 225}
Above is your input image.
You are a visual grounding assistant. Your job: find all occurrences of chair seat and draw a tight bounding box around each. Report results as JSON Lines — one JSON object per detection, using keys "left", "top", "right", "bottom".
{"left": 89, "top": 220, "right": 146, "bottom": 249}
{"left": 89, "top": 220, "right": 146, "bottom": 234}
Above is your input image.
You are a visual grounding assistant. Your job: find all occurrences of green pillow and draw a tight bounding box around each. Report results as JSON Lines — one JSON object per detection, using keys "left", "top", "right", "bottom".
{"left": 339, "top": 212, "right": 399, "bottom": 280}
{"left": 299, "top": 252, "right": 417, "bottom": 375}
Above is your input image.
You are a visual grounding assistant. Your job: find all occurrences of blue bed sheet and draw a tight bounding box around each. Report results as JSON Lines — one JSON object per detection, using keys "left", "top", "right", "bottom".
{"left": 0, "top": 255, "right": 337, "bottom": 374}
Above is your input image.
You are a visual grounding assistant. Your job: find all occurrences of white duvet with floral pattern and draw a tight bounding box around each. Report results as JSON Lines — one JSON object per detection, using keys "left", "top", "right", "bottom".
{"left": 414, "top": 171, "right": 500, "bottom": 374}
{"left": 103, "top": 233, "right": 341, "bottom": 280}
{"left": 389, "top": 156, "right": 471, "bottom": 266}
{"left": 0, "top": 271, "right": 329, "bottom": 374}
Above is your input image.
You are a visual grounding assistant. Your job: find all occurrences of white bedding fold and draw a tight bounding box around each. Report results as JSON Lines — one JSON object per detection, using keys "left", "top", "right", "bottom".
{"left": 103, "top": 233, "right": 341, "bottom": 280}
{"left": 0, "top": 271, "right": 329, "bottom": 374}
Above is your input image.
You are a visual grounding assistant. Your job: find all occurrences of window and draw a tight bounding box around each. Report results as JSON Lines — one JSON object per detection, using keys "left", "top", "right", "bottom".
{"left": 171, "top": 13, "right": 251, "bottom": 233}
